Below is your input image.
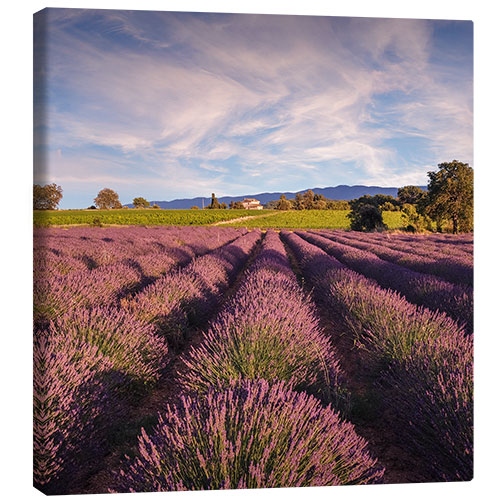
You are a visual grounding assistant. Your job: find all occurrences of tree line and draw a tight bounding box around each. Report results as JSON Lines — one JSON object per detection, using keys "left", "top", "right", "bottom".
{"left": 348, "top": 160, "right": 473, "bottom": 234}
{"left": 33, "top": 160, "right": 473, "bottom": 233}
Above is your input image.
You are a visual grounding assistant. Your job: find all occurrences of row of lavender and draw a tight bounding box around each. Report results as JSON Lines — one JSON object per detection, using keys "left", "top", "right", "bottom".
{"left": 321, "top": 229, "right": 473, "bottom": 286}
{"left": 33, "top": 227, "right": 259, "bottom": 493}
{"left": 336, "top": 230, "right": 473, "bottom": 257}
{"left": 33, "top": 226, "right": 243, "bottom": 329}
{"left": 113, "top": 231, "right": 383, "bottom": 491}
{"left": 34, "top": 226, "right": 244, "bottom": 282}
{"left": 282, "top": 231, "right": 473, "bottom": 481}
{"left": 298, "top": 231, "right": 473, "bottom": 334}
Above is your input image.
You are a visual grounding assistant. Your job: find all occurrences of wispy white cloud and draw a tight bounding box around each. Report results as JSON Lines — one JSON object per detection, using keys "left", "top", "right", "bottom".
{"left": 36, "top": 10, "right": 472, "bottom": 207}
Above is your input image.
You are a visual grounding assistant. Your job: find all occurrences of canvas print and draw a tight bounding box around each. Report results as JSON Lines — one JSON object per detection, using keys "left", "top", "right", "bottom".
{"left": 33, "top": 8, "right": 473, "bottom": 495}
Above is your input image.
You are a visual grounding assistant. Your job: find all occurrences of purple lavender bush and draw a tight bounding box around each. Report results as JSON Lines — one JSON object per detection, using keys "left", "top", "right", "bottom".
{"left": 317, "top": 230, "right": 473, "bottom": 287}
{"left": 34, "top": 333, "right": 123, "bottom": 493}
{"left": 381, "top": 332, "right": 473, "bottom": 481}
{"left": 298, "top": 231, "right": 473, "bottom": 333}
{"left": 48, "top": 306, "right": 170, "bottom": 389}
{"left": 123, "top": 231, "right": 260, "bottom": 346}
{"left": 113, "top": 379, "right": 383, "bottom": 492}
{"left": 326, "top": 267, "right": 466, "bottom": 366}
{"left": 181, "top": 232, "right": 344, "bottom": 404}
{"left": 34, "top": 262, "right": 143, "bottom": 328}
{"left": 282, "top": 230, "right": 473, "bottom": 481}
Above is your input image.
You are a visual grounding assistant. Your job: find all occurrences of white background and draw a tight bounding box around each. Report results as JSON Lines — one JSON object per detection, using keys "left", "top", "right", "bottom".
{"left": 1, "top": 1, "right": 498, "bottom": 499}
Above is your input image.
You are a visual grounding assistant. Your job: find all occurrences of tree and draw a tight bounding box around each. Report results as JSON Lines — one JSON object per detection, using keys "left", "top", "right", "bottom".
{"left": 424, "top": 161, "right": 473, "bottom": 234}
{"left": 373, "top": 194, "right": 399, "bottom": 208}
{"left": 230, "top": 201, "right": 245, "bottom": 209}
{"left": 303, "top": 190, "right": 315, "bottom": 210}
{"left": 397, "top": 185, "right": 425, "bottom": 205}
{"left": 293, "top": 193, "right": 305, "bottom": 210}
{"left": 326, "top": 200, "right": 350, "bottom": 210}
{"left": 207, "top": 193, "right": 221, "bottom": 209}
{"left": 94, "top": 188, "right": 122, "bottom": 209}
{"left": 401, "top": 203, "right": 432, "bottom": 233}
{"left": 263, "top": 200, "right": 279, "bottom": 209}
{"left": 220, "top": 202, "right": 228, "bottom": 209}
{"left": 381, "top": 201, "right": 396, "bottom": 212}
{"left": 348, "top": 195, "right": 378, "bottom": 211}
{"left": 33, "top": 183, "right": 63, "bottom": 210}
{"left": 133, "top": 197, "right": 150, "bottom": 209}
{"left": 276, "top": 194, "right": 292, "bottom": 210}
{"left": 348, "top": 197, "right": 387, "bottom": 232}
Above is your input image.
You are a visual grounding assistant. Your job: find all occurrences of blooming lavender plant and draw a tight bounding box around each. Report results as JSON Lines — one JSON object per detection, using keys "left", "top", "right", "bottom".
{"left": 34, "top": 333, "right": 124, "bottom": 493}
{"left": 34, "top": 262, "right": 143, "bottom": 328}
{"left": 332, "top": 229, "right": 473, "bottom": 260}
{"left": 48, "top": 306, "right": 170, "bottom": 388}
{"left": 317, "top": 230, "right": 473, "bottom": 286}
{"left": 297, "top": 231, "right": 473, "bottom": 333}
{"left": 181, "top": 231, "right": 344, "bottom": 405}
{"left": 381, "top": 332, "right": 473, "bottom": 481}
{"left": 282, "top": 230, "right": 473, "bottom": 481}
{"left": 113, "top": 379, "right": 383, "bottom": 492}
{"left": 122, "top": 231, "right": 261, "bottom": 345}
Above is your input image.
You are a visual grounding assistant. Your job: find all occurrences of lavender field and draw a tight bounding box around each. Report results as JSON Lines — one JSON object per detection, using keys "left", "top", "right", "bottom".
{"left": 33, "top": 226, "right": 473, "bottom": 493}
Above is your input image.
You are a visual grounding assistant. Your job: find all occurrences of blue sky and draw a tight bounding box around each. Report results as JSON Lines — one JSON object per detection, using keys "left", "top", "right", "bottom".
{"left": 34, "top": 9, "right": 473, "bottom": 209}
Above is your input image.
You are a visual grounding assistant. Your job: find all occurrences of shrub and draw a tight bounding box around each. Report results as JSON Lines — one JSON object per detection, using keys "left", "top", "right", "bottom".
{"left": 91, "top": 217, "right": 103, "bottom": 227}
{"left": 181, "top": 231, "right": 344, "bottom": 404}
{"left": 113, "top": 379, "right": 383, "bottom": 492}
{"left": 326, "top": 267, "right": 465, "bottom": 367}
{"left": 348, "top": 204, "right": 387, "bottom": 232}
{"left": 401, "top": 204, "right": 432, "bottom": 232}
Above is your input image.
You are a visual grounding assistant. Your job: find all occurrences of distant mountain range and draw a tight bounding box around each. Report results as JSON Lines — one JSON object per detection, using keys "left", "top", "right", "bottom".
{"left": 125, "top": 185, "right": 427, "bottom": 209}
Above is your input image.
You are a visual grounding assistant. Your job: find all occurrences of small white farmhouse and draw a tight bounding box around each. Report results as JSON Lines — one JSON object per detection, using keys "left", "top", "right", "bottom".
{"left": 241, "top": 198, "right": 263, "bottom": 210}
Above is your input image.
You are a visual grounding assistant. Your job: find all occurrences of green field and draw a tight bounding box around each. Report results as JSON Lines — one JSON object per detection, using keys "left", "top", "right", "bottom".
{"left": 33, "top": 209, "right": 273, "bottom": 227}
{"left": 226, "top": 210, "right": 404, "bottom": 230}
{"left": 34, "top": 208, "right": 404, "bottom": 230}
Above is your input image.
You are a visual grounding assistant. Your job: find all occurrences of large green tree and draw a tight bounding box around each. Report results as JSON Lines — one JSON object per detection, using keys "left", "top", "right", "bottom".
{"left": 33, "top": 183, "right": 63, "bottom": 210}
{"left": 425, "top": 161, "right": 473, "bottom": 233}
{"left": 94, "top": 188, "right": 122, "bottom": 209}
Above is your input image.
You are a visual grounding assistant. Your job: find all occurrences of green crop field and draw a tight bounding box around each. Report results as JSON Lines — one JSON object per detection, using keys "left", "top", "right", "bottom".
{"left": 33, "top": 209, "right": 273, "bottom": 227}
{"left": 225, "top": 210, "right": 404, "bottom": 229}
{"left": 34, "top": 208, "right": 405, "bottom": 230}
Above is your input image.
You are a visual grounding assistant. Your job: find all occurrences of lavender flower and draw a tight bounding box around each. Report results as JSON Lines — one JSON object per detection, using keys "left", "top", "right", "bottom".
{"left": 297, "top": 231, "right": 473, "bottom": 333}
{"left": 181, "top": 231, "right": 344, "bottom": 405}
{"left": 113, "top": 379, "right": 383, "bottom": 492}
